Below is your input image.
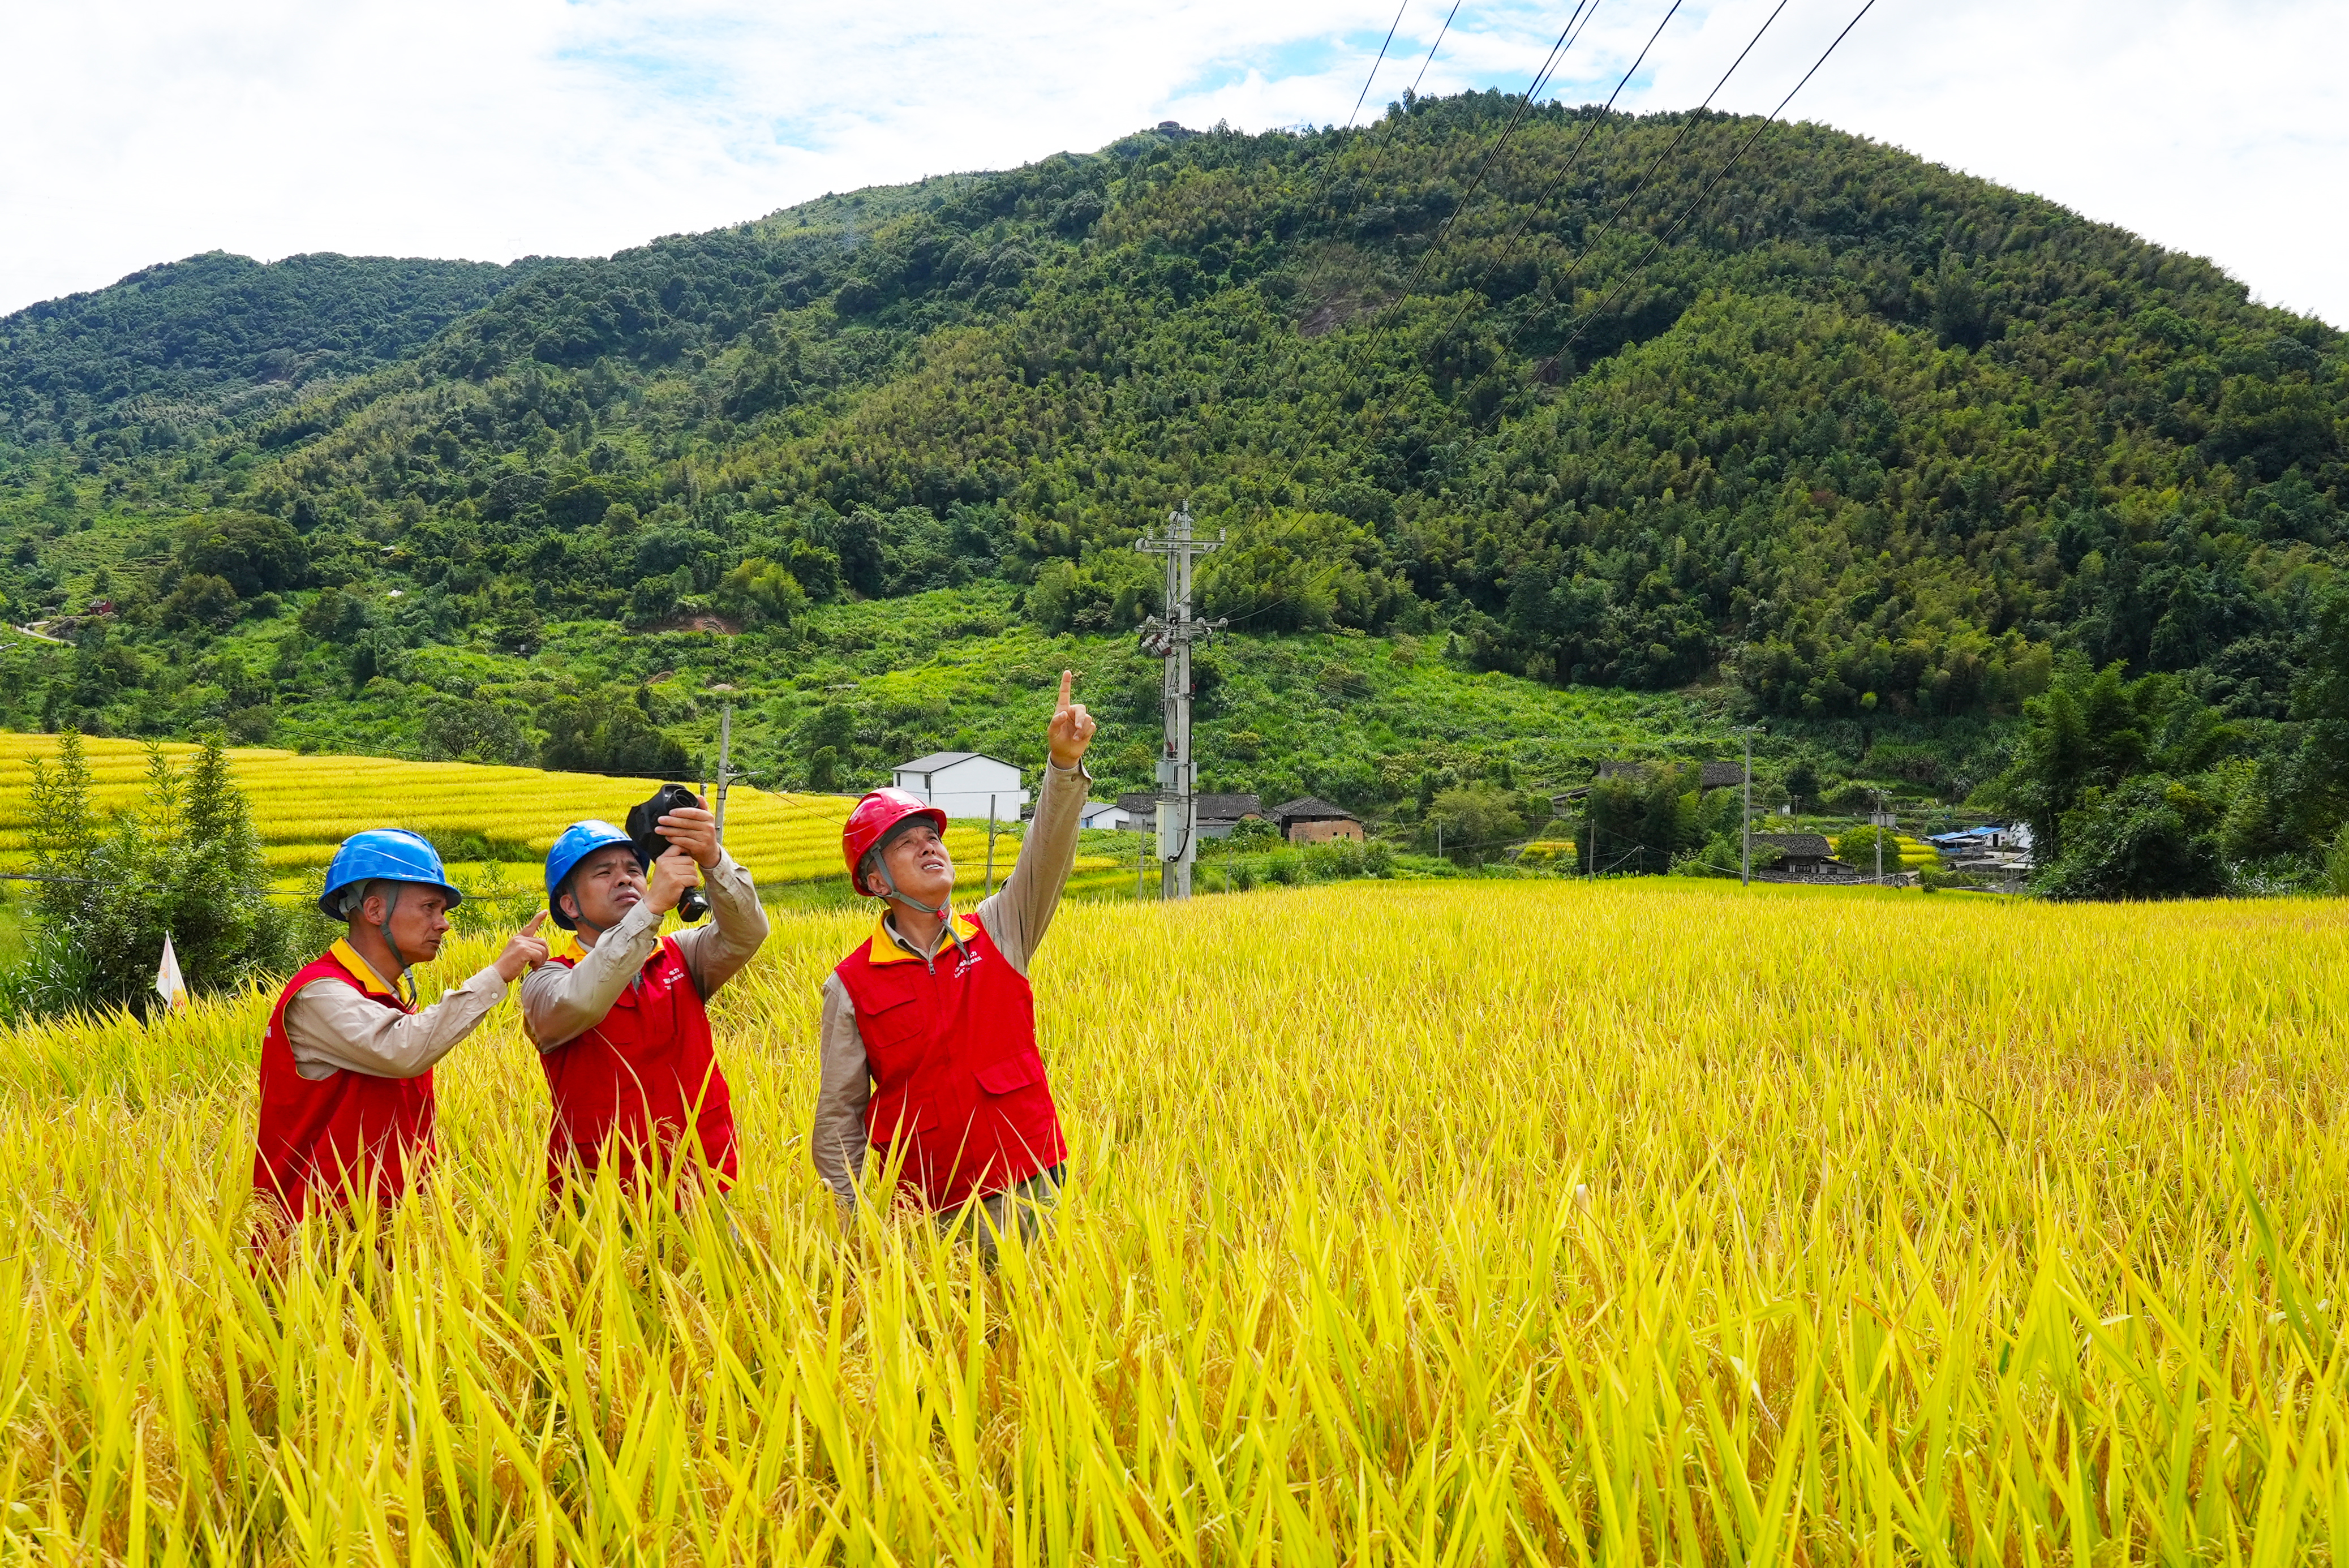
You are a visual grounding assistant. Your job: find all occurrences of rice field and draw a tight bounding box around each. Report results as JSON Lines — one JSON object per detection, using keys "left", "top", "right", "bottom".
{"left": 0, "top": 733, "right": 1122, "bottom": 895}
{"left": 2, "top": 877, "right": 2346, "bottom": 1561}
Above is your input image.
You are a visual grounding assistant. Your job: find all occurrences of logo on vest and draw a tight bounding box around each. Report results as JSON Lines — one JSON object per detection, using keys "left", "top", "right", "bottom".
{"left": 954, "top": 947, "right": 984, "bottom": 979}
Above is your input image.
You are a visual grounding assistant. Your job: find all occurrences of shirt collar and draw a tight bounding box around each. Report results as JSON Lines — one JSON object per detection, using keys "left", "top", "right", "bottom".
{"left": 328, "top": 938, "right": 400, "bottom": 998}
{"left": 867, "top": 909, "right": 974, "bottom": 965}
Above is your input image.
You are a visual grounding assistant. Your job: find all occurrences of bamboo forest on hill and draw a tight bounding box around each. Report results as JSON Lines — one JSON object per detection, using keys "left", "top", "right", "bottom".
{"left": 0, "top": 94, "right": 2344, "bottom": 885}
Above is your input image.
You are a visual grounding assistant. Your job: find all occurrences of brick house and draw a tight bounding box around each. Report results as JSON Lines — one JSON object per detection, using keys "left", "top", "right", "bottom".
{"left": 1273, "top": 797, "right": 1365, "bottom": 844}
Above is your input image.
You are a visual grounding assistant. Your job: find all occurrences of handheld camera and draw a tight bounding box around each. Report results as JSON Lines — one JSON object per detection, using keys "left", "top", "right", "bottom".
{"left": 626, "top": 783, "right": 709, "bottom": 923}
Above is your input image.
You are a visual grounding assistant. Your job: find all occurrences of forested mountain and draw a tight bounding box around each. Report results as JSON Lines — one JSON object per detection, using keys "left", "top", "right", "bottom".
{"left": 0, "top": 95, "right": 2342, "bottom": 885}
{"left": 0, "top": 251, "right": 533, "bottom": 458}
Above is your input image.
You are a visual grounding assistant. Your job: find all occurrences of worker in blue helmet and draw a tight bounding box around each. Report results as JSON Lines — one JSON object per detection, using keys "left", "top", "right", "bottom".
{"left": 522, "top": 801, "right": 768, "bottom": 1193}
{"left": 251, "top": 830, "right": 552, "bottom": 1217}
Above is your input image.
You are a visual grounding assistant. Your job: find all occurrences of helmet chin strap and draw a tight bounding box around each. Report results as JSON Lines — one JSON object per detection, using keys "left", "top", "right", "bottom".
{"left": 377, "top": 883, "right": 419, "bottom": 1007}
{"left": 870, "top": 859, "right": 951, "bottom": 919}
{"left": 556, "top": 873, "right": 620, "bottom": 940}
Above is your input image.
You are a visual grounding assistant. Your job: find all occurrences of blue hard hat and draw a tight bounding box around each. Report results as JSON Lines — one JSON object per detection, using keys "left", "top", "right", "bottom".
{"left": 544, "top": 820, "right": 633, "bottom": 930}
{"left": 319, "top": 829, "right": 463, "bottom": 917}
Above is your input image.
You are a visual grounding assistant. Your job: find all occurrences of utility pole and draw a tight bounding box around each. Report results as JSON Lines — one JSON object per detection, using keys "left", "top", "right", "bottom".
{"left": 1136, "top": 502, "right": 1226, "bottom": 900}
{"left": 1740, "top": 728, "right": 1753, "bottom": 887}
{"left": 1870, "top": 790, "right": 1893, "bottom": 884}
{"left": 985, "top": 794, "right": 999, "bottom": 895}
{"left": 712, "top": 703, "right": 735, "bottom": 844}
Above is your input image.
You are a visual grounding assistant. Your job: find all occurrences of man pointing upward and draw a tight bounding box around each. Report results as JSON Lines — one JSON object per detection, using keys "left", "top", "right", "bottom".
{"left": 814, "top": 669, "right": 1097, "bottom": 1255}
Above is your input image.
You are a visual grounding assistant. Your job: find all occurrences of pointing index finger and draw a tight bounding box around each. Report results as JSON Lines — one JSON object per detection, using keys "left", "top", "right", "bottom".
{"left": 1057, "top": 668, "right": 1075, "bottom": 710}
{"left": 522, "top": 909, "right": 547, "bottom": 935}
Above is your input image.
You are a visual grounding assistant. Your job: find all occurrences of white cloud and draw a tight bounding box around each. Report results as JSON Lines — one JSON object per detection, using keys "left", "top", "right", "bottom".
{"left": 0, "top": 0, "right": 2341, "bottom": 327}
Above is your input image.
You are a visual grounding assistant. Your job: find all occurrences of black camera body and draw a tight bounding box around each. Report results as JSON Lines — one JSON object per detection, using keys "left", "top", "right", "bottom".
{"left": 626, "top": 783, "right": 708, "bottom": 923}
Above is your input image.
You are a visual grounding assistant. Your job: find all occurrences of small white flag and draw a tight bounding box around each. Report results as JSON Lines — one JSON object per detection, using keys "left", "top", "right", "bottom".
{"left": 156, "top": 933, "right": 188, "bottom": 1012}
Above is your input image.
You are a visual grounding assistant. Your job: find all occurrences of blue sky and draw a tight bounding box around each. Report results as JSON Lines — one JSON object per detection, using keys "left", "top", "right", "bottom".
{"left": 3, "top": 0, "right": 2343, "bottom": 327}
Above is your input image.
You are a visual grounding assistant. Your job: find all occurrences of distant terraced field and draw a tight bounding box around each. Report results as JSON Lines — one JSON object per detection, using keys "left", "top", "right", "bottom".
{"left": 0, "top": 734, "right": 1124, "bottom": 899}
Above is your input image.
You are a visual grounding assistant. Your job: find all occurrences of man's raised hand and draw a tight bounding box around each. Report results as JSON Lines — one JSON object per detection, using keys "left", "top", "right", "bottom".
{"left": 495, "top": 909, "right": 551, "bottom": 983}
{"left": 1047, "top": 668, "right": 1096, "bottom": 768}
{"left": 647, "top": 843, "right": 703, "bottom": 915}
{"left": 655, "top": 796, "right": 722, "bottom": 869}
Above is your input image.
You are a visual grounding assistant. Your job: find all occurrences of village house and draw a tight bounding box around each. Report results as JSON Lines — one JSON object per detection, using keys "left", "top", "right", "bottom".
{"left": 1752, "top": 832, "right": 1837, "bottom": 874}
{"left": 890, "top": 751, "right": 1029, "bottom": 821}
{"left": 1273, "top": 797, "right": 1365, "bottom": 844}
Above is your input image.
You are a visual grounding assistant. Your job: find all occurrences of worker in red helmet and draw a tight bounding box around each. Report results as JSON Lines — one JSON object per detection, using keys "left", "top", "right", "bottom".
{"left": 813, "top": 669, "right": 1097, "bottom": 1255}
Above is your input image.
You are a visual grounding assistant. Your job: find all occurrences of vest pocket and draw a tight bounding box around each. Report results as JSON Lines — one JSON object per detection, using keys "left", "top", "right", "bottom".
{"left": 858, "top": 992, "right": 925, "bottom": 1049}
{"left": 973, "top": 1052, "right": 1045, "bottom": 1096}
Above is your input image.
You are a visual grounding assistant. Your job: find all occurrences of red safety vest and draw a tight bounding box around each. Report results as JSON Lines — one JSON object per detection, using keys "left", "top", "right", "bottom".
{"left": 832, "top": 912, "right": 1066, "bottom": 1211}
{"left": 538, "top": 934, "right": 737, "bottom": 1192}
{"left": 252, "top": 940, "right": 434, "bottom": 1218}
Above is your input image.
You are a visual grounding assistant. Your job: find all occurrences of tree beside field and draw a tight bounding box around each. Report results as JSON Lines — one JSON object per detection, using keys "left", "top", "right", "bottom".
{"left": 6, "top": 729, "right": 289, "bottom": 1019}
{"left": 1986, "top": 587, "right": 2349, "bottom": 898}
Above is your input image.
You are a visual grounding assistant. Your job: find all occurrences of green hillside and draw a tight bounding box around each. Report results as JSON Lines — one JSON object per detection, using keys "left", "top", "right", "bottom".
{"left": 0, "top": 96, "right": 2341, "bottom": 874}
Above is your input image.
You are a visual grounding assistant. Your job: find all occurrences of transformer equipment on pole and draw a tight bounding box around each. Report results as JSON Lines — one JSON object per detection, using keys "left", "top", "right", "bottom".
{"left": 1135, "top": 503, "right": 1226, "bottom": 900}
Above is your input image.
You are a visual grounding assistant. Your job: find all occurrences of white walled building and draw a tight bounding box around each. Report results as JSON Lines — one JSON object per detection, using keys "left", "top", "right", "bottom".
{"left": 891, "top": 751, "right": 1029, "bottom": 821}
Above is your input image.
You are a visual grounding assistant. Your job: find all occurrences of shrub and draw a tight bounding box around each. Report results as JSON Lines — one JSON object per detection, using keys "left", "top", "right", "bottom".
{"left": 180, "top": 510, "right": 308, "bottom": 598}
{"left": 719, "top": 557, "right": 809, "bottom": 627}
{"left": 1225, "top": 816, "right": 1281, "bottom": 850}
{"left": 5, "top": 730, "right": 291, "bottom": 1020}
{"left": 1834, "top": 825, "right": 1903, "bottom": 870}
{"left": 1025, "top": 552, "right": 1159, "bottom": 633}
{"left": 2034, "top": 775, "right": 2226, "bottom": 900}
{"left": 420, "top": 697, "right": 530, "bottom": 766}
{"left": 159, "top": 574, "right": 240, "bottom": 631}
{"left": 2327, "top": 822, "right": 2349, "bottom": 896}
{"left": 539, "top": 690, "right": 690, "bottom": 780}
{"left": 1427, "top": 786, "right": 1525, "bottom": 862}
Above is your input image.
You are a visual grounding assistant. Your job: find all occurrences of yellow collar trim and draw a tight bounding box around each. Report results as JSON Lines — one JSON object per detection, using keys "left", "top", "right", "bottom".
{"left": 551, "top": 930, "right": 589, "bottom": 965}
{"left": 865, "top": 910, "right": 975, "bottom": 966}
{"left": 327, "top": 938, "right": 398, "bottom": 998}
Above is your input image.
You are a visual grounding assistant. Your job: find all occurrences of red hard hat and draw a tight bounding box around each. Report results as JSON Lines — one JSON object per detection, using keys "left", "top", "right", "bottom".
{"left": 841, "top": 788, "right": 948, "bottom": 893}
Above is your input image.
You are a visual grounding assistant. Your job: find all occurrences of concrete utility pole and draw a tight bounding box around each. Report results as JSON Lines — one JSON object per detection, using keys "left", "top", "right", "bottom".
{"left": 1870, "top": 791, "right": 1895, "bottom": 883}
{"left": 1135, "top": 503, "right": 1226, "bottom": 900}
{"left": 712, "top": 703, "right": 735, "bottom": 845}
{"left": 1740, "top": 729, "right": 1753, "bottom": 887}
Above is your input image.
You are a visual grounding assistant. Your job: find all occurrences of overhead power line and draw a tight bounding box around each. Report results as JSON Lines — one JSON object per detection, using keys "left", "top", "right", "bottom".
{"left": 1244, "top": 0, "right": 1607, "bottom": 539}
{"left": 1225, "top": 0, "right": 1876, "bottom": 637}
{"left": 1491, "top": 0, "right": 1792, "bottom": 359}
{"left": 1409, "top": 0, "right": 1694, "bottom": 380}
{"left": 1405, "top": 0, "right": 1467, "bottom": 98}
{"left": 1212, "top": 0, "right": 1612, "bottom": 633}
{"left": 1347, "top": 0, "right": 1416, "bottom": 128}
{"left": 1534, "top": 0, "right": 1882, "bottom": 380}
